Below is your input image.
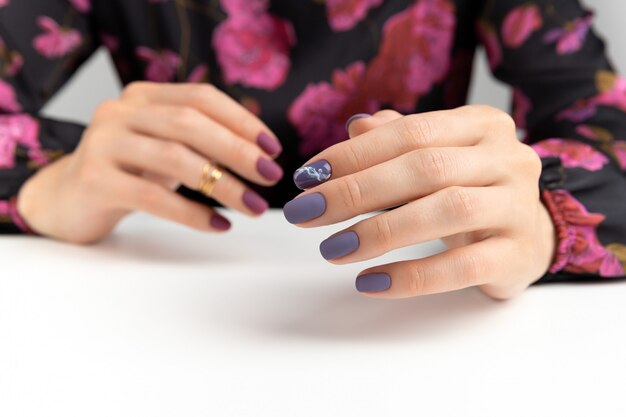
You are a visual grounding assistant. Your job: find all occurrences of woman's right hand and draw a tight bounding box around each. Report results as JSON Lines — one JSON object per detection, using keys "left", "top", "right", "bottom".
{"left": 16, "top": 82, "right": 284, "bottom": 244}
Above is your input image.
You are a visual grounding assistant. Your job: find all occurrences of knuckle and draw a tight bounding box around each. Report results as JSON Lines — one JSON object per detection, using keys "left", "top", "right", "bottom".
{"left": 159, "top": 141, "right": 188, "bottom": 168}
{"left": 521, "top": 144, "right": 542, "bottom": 179}
{"left": 227, "top": 136, "right": 250, "bottom": 163}
{"left": 446, "top": 186, "right": 477, "bottom": 224}
{"left": 339, "top": 175, "right": 364, "bottom": 209}
{"left": 93, "top": 99, "right": 122, "bottom": 121}
{"left": 406, "top": 264, "right": 427, "bottom": 295}
{"left": 137, "top": 183, "right": 162, "bottom": 207}
{"left": 373, "top": 215, "right": 394, "bottom": 253}
{"left": 458, "top": 251, "right": 487, "bottom": 285}
{"left": 399, "top": 114, "right": 435, "bottom": 149}
{"left": 122, "top": 81, "right": 151, "bottom": 99}
{"left": 418, "top": 149, "right": 454, "bottom": 185}
{"left": 171, "top": 107, "right": 201, "bottom": 131}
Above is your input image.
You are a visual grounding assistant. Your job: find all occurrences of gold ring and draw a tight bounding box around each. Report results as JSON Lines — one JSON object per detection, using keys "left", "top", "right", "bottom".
{"left": 199, "top": 162, "right": 223, "bottom": 197}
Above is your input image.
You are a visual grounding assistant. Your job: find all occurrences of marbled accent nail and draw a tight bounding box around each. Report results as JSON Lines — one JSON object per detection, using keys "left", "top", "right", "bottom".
{"left": 320, "top": 231, "right": 359, "bottom": 260}
{"left": 293, "top": 160, "right": 332, "bottom": 190}
{"left": 243, "top": 190, "right": 269, "bottom": 214}
{"left": 257, "top": 157, "right": 284, "bottom": 182}
{"left": 210, "top": 214, "right": 231, "bottom": 231}
{"left": 257, "top": 132, "right": 282, "bottom": 156}
{"left": 356, "top": 273, "right": 391, "bottom": 293}
{"left": 283, "top": 193, "right": 326, "bottom": 224}
{"left": 345, "top": 113, "right": 371, "bottom": 133}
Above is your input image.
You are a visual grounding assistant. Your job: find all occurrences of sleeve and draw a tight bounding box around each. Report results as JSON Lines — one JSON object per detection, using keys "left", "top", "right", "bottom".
{"left": 476, "top": 0, "right": 626, "bottom": 282}
{"left": 0, "top": 0, "right": 98, "bottom": 234}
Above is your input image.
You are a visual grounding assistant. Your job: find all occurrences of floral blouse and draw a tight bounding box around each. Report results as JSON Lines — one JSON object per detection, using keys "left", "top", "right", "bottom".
{"left": 0, "top": 0, "right": 625, "bottom": 283}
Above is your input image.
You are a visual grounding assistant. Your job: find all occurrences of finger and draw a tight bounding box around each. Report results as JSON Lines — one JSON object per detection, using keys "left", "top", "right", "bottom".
{"left": 346, "top": 110, "right": 403, "bottom": 138}
{"left": 318, "top": 186, "right": 509, "bottom": 263}
{"left": 355, "top": 237, "right": 512, "bottom": 298}
{"left": 114, "top": 134, "right": 269, "bottom": 216}
{"left": 114, "top": 171, "right": 232, "bottom": 232}
{"left": 129, "top": 104, "right": 283, "bottom": 186}
{"left": 285, "top": 146, "right": 506, "bottom": 226}
{"left": 293, "top": 105, "right": 515, "bottom": 189}
{"left": 122, "top": 82, "right": 282, "bottom": 156}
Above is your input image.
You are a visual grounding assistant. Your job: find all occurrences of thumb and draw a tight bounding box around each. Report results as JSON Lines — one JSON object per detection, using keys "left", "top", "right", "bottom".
{"left": 345, "top": 110, "right": 404, "bottom": 138}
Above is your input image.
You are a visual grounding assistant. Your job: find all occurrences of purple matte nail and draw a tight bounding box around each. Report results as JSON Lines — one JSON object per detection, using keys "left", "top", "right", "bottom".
{"left": 356, "top": 273, "right": 391, "bottom": 293}
{"left": 257, "top": 157, "right": 284, "bottom": 182}
{"left": 210, "top": 214, "right": 231, "bottom": 231}
{"left": 345, "top": 113, "right": 371, "bottom": 133}
{"left": 243, "top": 190, "right": 269, "bottom": 214}
{"left": 257, "top": 132, "right": 282, "bottom": 156}
{"left": 283, "top": 193, "right": 326, "bottom": 224}
{"left": 320, "top": 231, "right": 359, "bottom": 260}
{"left": 293, "top": 160, "right": 332, "bottom": 190}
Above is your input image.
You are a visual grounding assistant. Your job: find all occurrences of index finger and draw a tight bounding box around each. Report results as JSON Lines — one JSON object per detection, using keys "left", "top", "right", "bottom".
{"left": 293, "top": 105, "right": 509, "bottom": 190}
{"left": 122, "top": 82, "right": 282, "bottom": 157}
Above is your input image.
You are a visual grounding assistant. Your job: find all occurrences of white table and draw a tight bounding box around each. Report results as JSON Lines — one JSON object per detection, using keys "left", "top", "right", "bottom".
{"left": 1, "top": 210, "right": 625, "bottom": 417}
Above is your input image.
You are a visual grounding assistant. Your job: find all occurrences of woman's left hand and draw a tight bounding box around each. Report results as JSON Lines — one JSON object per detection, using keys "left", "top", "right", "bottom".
{"left": 283, "top": 106, "right": 556, "bottom": 300}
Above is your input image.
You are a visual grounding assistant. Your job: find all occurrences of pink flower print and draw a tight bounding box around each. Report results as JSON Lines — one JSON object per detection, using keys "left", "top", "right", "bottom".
{"left": 0, "top": 0, "right": 9, "bottom": 7}
{"left": 0, "top": 114, "right": 44, "bottom": 169}
{"left": 557, "top": 99, "right": 598, "bottom": 123}
{"left": 213, "top": 14, "right": 296, "bottom": 90}
{"left": 325, "top": 0, "right": 384, "bottom": 32}
{"left": 545, "top": 189, "right": 624, "bottom": 277}
{"left": 187, "top": 64, "right": 208, "bottom": 83}
{"left": 502, "top": 4, "right": 542, "bottom": 48}
{"left": 100, "top": 33, "right": 120, "bottom": 53}
{"left": 477, "top": 20, "right": 502, "bottom": 71}
{"left": 135, "top": 47, "right": 180, "bottom": 82}
{"left": 0, "top": 36, "right": 23, "bottom": 77}
{"left": 613, "top": 141, "right": 626, "bottom": 171}
{"left": 220, "top": 0, "right": 268, "bottom": 16}
{"left": 532, "top": 138, "right": 608, "bottom": 171}
{"left": 513, "top": 88, "right": 532, "bottom": 130}
{"left": 543, "top": 11, "right": 592, "bottom": 55}
{"left": 33, "top": 16, "right": 82, "bottom": 59}
{"left": 362, "top": 0, "right": 456, "bottom": 111}
{"left": 70, "top": 0, "right": 91, "bottom": 13}
{"left": 594, "top": 74, "right": 626, "bottom": 113}
{"left": 0, "top": 79, "right": 21, "bottom": 113}
{"left": 288, "top": 61, "right": 379, "bottom": 156}
{"left": 289, "top": 84, "right": 350, "bottom": 156}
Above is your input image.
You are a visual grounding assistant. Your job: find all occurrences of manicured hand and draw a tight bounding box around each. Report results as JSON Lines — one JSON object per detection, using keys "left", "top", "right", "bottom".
{"left": 284, "top": 106, "right": 556, "bottom": 300}
{"left": 18, "top": 82, "right": 283, "bottom": 243}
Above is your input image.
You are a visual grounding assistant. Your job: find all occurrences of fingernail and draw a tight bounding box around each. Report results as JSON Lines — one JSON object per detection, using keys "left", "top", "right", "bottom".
{"left": 257, "top": 157, "right": 284, "bottom": 182}
{"left": 345, "top": 113, "right": 371, "bottom": 133}
{"left": 293, "top": 160, "right": 332, "bottom": 190}
{"left": 356, "top": 273, "right": 391, "bottom": 293}
{"left": 243, "top": 189, "right": 269, "bottom": 214}
{"left": 283, "top": 193, "right": 326, "bottom": 224}
{"left": 210, "top": 214, "right": 231, "bottom": 231}
{"left": 257, "top": 132, "right": 282, "bottom": 157}
{"left": 320, "top": 231, "right": 359, "bottom": 260}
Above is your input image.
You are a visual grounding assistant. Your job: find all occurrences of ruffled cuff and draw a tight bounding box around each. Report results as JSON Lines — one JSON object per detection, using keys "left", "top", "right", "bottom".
{"left": 537, "top": 154, "right": 625, "bottom": 277}
{"left": 0, "top": 197, "right": 37, "bottom": 234}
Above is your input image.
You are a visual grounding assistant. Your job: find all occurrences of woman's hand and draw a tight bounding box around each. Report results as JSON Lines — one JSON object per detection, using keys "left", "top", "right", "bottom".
{"left": 17, "top": 82, "right": 283, "bottom": 243}
{"left": 284, "top": 106, "right": 556, "bottom": 300}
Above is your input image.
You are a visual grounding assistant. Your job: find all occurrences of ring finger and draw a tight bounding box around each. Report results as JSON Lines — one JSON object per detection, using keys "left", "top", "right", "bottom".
{"left": 115, "top": 133, "right": 269, "bottom": 216}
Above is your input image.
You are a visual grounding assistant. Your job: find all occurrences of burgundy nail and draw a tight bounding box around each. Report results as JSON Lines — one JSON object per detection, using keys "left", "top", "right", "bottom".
{"left": 257, "top": 157, "right": 283, "bottom": 182}
{"left": 210, "top": 214, "right": 231, "bottom": 231}
{"left": 243, "top": 190, "right": 269, "bottom": 214}
{"left": 257, "top": 132, "right": 282, "bottom": 157}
